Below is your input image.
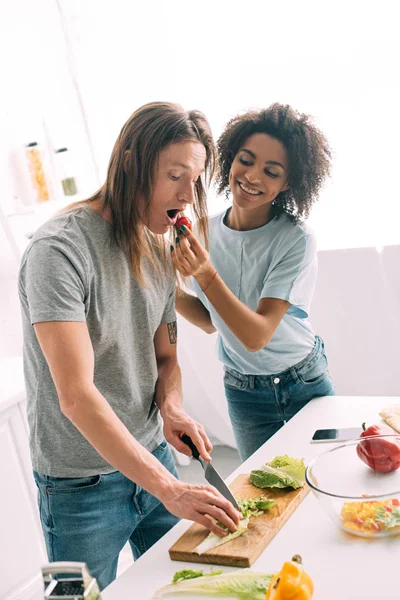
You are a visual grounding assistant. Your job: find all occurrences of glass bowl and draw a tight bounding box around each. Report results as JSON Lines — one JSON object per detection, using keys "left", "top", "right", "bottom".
{"left": 305, "top": 434, "right": 400, "bottom": 537}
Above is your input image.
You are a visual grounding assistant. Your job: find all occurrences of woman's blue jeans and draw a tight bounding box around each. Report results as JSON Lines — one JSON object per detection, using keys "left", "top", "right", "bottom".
{"left": 224, "top": 336, "right": 335, "bottom": 461}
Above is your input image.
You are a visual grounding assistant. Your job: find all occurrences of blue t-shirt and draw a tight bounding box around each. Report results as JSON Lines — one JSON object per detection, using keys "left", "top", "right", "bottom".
{"left": 192, "top": 209, "right": 317, "bottom": 375}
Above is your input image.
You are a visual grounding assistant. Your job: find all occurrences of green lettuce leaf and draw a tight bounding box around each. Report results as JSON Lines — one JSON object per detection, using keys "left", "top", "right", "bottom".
{"left": 172, "top": 568, "right": 223, "bottom": 583}
{"left": 250, "top": 455, "right": 306, "bottom": 490}
{"left": 375, "top": 507, "right": 400, "bottom": 529}
{"left": 172, "top": 569, "right": 203, "bottom": 583}
{"left": 255, "top": 499, "right": 276, "bottom": 511}
{"left": 237, "top": 496, "right": 275, "bottom": 518}
{"left": 153, "top": 568, "right": 274, "bottom": 599}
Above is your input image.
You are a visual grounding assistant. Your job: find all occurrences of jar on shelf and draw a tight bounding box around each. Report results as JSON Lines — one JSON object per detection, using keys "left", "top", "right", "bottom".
{"left": 55, "top": 147, "right": 78, "bottom": 196}
{"left": 26, "top": 142, "right": 50, "bottom": 203}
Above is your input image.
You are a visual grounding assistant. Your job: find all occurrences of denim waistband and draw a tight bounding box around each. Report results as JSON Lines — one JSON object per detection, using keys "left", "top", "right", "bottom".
{"left": 225, "top": 335, "right": 324, "bottom": 384}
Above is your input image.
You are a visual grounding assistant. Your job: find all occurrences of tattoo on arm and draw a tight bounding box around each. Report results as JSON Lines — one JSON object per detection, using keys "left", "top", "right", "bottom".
{"left": 167, "top": 321, "right": 177, "bottom": 344}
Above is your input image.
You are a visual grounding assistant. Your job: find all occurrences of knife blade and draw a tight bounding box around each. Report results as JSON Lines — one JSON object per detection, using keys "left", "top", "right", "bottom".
{"left": 181, "top": 434, "right": 240, "bottom": 510}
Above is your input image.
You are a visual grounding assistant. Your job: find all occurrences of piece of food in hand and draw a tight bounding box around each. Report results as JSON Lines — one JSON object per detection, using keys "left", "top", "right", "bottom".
{"left": 194, "top": 495, "right": 275, "bottom": 554}
{"left": 250, "top": 455, "right": 306, "bottom": 490}
{"left": 265, "top": 555, "right": 314, "bottom": 599}
{"left": 153, "top": 568, "right": 275, "bottom": 599}
{"left": 356, "top": 422, "right": 400, "bottom": 473}
{"left": 176, "top": 215, "right": 192, "bottom": 230}
{"left": 341, "top": 498, "right": 400, "bottom": 534}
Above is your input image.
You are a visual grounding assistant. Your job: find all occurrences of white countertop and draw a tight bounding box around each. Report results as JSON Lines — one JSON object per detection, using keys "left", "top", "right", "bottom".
{"left": 103, "top": 395, "right": 400, "bottom": 600}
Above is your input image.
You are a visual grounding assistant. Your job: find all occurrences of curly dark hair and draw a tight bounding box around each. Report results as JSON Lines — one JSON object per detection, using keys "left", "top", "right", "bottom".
{"left": 216, "top": 103, "right": 332, "bottom": 222}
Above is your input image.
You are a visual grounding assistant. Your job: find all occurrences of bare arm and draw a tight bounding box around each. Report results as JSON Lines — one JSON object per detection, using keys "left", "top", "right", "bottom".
{"left": 34, "top": 321, "right": 240, "bottom": 534}
{"left": 175, "top": 287, "right": 216, "bottom": 334}
{"left": 196, "top": 286, "right": 289, "bottom": 352}
{"left": 172, "top": 230, "right": 289, "bottom": 352}
{"left": 34, "top": 321, "right": 178, "bottom": 498}
{"left": 153, "top": 320, "right": 213, "bottom": 459}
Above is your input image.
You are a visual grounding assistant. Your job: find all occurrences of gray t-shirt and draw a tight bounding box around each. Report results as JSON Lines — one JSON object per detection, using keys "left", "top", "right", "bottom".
{"left": 18, "top": 206, "right": 176, "bottom": 477}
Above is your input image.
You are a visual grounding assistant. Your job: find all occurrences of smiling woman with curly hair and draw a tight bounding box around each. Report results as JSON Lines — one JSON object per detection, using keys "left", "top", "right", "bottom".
{"left": 216, "top": 103, "right": 332, "bottom": 222}
{"left": 173, "top": 103, "right": 336, "bottom": 461}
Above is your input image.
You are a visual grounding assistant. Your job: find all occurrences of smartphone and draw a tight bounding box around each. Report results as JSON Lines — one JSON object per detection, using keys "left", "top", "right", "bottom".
{"left": 311, "top": 427, "right": 363, "bottom": 443}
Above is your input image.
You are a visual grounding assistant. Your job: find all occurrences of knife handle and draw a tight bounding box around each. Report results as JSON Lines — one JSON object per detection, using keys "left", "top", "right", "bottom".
{"left": 181, "top": 434, "right": 200, "bottom": 460}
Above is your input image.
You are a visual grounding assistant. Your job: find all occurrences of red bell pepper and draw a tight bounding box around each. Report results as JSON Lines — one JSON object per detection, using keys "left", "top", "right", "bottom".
{"left": 356, "top": 422, "right": 400, "bottom": 473}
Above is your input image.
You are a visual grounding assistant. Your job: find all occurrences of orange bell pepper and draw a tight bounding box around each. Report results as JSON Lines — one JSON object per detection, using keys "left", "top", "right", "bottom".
{"left": 265, "top": 555, "right": 314, "bottom": 599}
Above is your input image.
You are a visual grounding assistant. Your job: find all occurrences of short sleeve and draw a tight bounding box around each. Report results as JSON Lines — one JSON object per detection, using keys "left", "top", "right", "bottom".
{"left": 161, "top": 281, "right": 177, "bottom": 324}
{"left": 21, "top": 238, "right": 88, "bottom": 324}
{"left": 260, "top": 234, "right": 318, "bottom": 318}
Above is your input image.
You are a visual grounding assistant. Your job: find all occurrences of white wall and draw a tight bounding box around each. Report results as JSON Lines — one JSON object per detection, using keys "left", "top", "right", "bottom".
{"left": 0, "top": 0, "right": 99, "bottom": 217}
{"left": 311, "top": 244, "right": 400, "bottom": 396}
{"left": 0, "top": 0, "right": 102, "bottom": 366}
{"left": 59, "top": 0, "right": 400, "bottom": 251}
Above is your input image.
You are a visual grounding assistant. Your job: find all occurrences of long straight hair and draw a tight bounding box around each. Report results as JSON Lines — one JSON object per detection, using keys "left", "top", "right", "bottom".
{"left": 80, "top": 102, "right": 215, "bottom": 283}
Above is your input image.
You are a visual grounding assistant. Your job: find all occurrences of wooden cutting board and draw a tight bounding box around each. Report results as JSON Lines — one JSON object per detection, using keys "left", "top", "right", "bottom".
{"left": 169, "top": 473, "right": 309, "bottom": 568}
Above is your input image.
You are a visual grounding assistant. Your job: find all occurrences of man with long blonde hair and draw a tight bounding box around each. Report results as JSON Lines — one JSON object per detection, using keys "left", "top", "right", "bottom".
{"left": 19, "top": 102, "right": 240, "bottom": 590}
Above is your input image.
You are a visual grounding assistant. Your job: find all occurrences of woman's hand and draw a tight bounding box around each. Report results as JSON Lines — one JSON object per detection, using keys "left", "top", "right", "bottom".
{"left": 171, "top": 226, "right": 216, "bottom": 290}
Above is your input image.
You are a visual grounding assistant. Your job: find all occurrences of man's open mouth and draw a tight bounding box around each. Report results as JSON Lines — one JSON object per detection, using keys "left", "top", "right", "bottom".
{"left": 167, "top": 209, "right": 180, "bottom": 219}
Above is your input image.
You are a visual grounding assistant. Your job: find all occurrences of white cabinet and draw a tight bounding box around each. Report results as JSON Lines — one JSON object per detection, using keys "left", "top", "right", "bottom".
{"left": 0, "top": 359, "right": 46, "bottom": 600}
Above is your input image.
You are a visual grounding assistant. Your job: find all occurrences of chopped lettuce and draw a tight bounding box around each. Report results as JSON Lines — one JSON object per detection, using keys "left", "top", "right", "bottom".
{"left": 237, "top": 496, "right": 275, "bottom": 518}
{"left": 153, "top": 568, "right": 274, "bottom": 599}
{"left": 195, "top": 516, "right": 250, "bottom": 554}
{"left": 194, "top": 495, "right": 276, "bottom": 555}
{"left": 375, "top": 506, "right": 400, "bottom": 529}
{"left": 250, "top": 455, "right": 306, "bottom": 490}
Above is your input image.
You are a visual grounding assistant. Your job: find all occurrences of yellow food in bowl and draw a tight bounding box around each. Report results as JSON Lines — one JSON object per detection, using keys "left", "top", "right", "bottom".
{"left": 341, "top": 498, "right": 400, "bottom": 534}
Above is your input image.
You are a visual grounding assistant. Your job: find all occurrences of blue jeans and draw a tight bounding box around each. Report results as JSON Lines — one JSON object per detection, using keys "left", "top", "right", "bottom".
{"left": 33, "top": 441, "right": 179, "bottom": 591}
{"left": 224, "top": 336, "right": 335, "bottom": 461}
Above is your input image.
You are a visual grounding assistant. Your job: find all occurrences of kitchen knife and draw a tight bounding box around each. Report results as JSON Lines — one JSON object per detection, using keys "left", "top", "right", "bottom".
{"left": 181, "top": 434, "right": 240, "bottom": 510}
